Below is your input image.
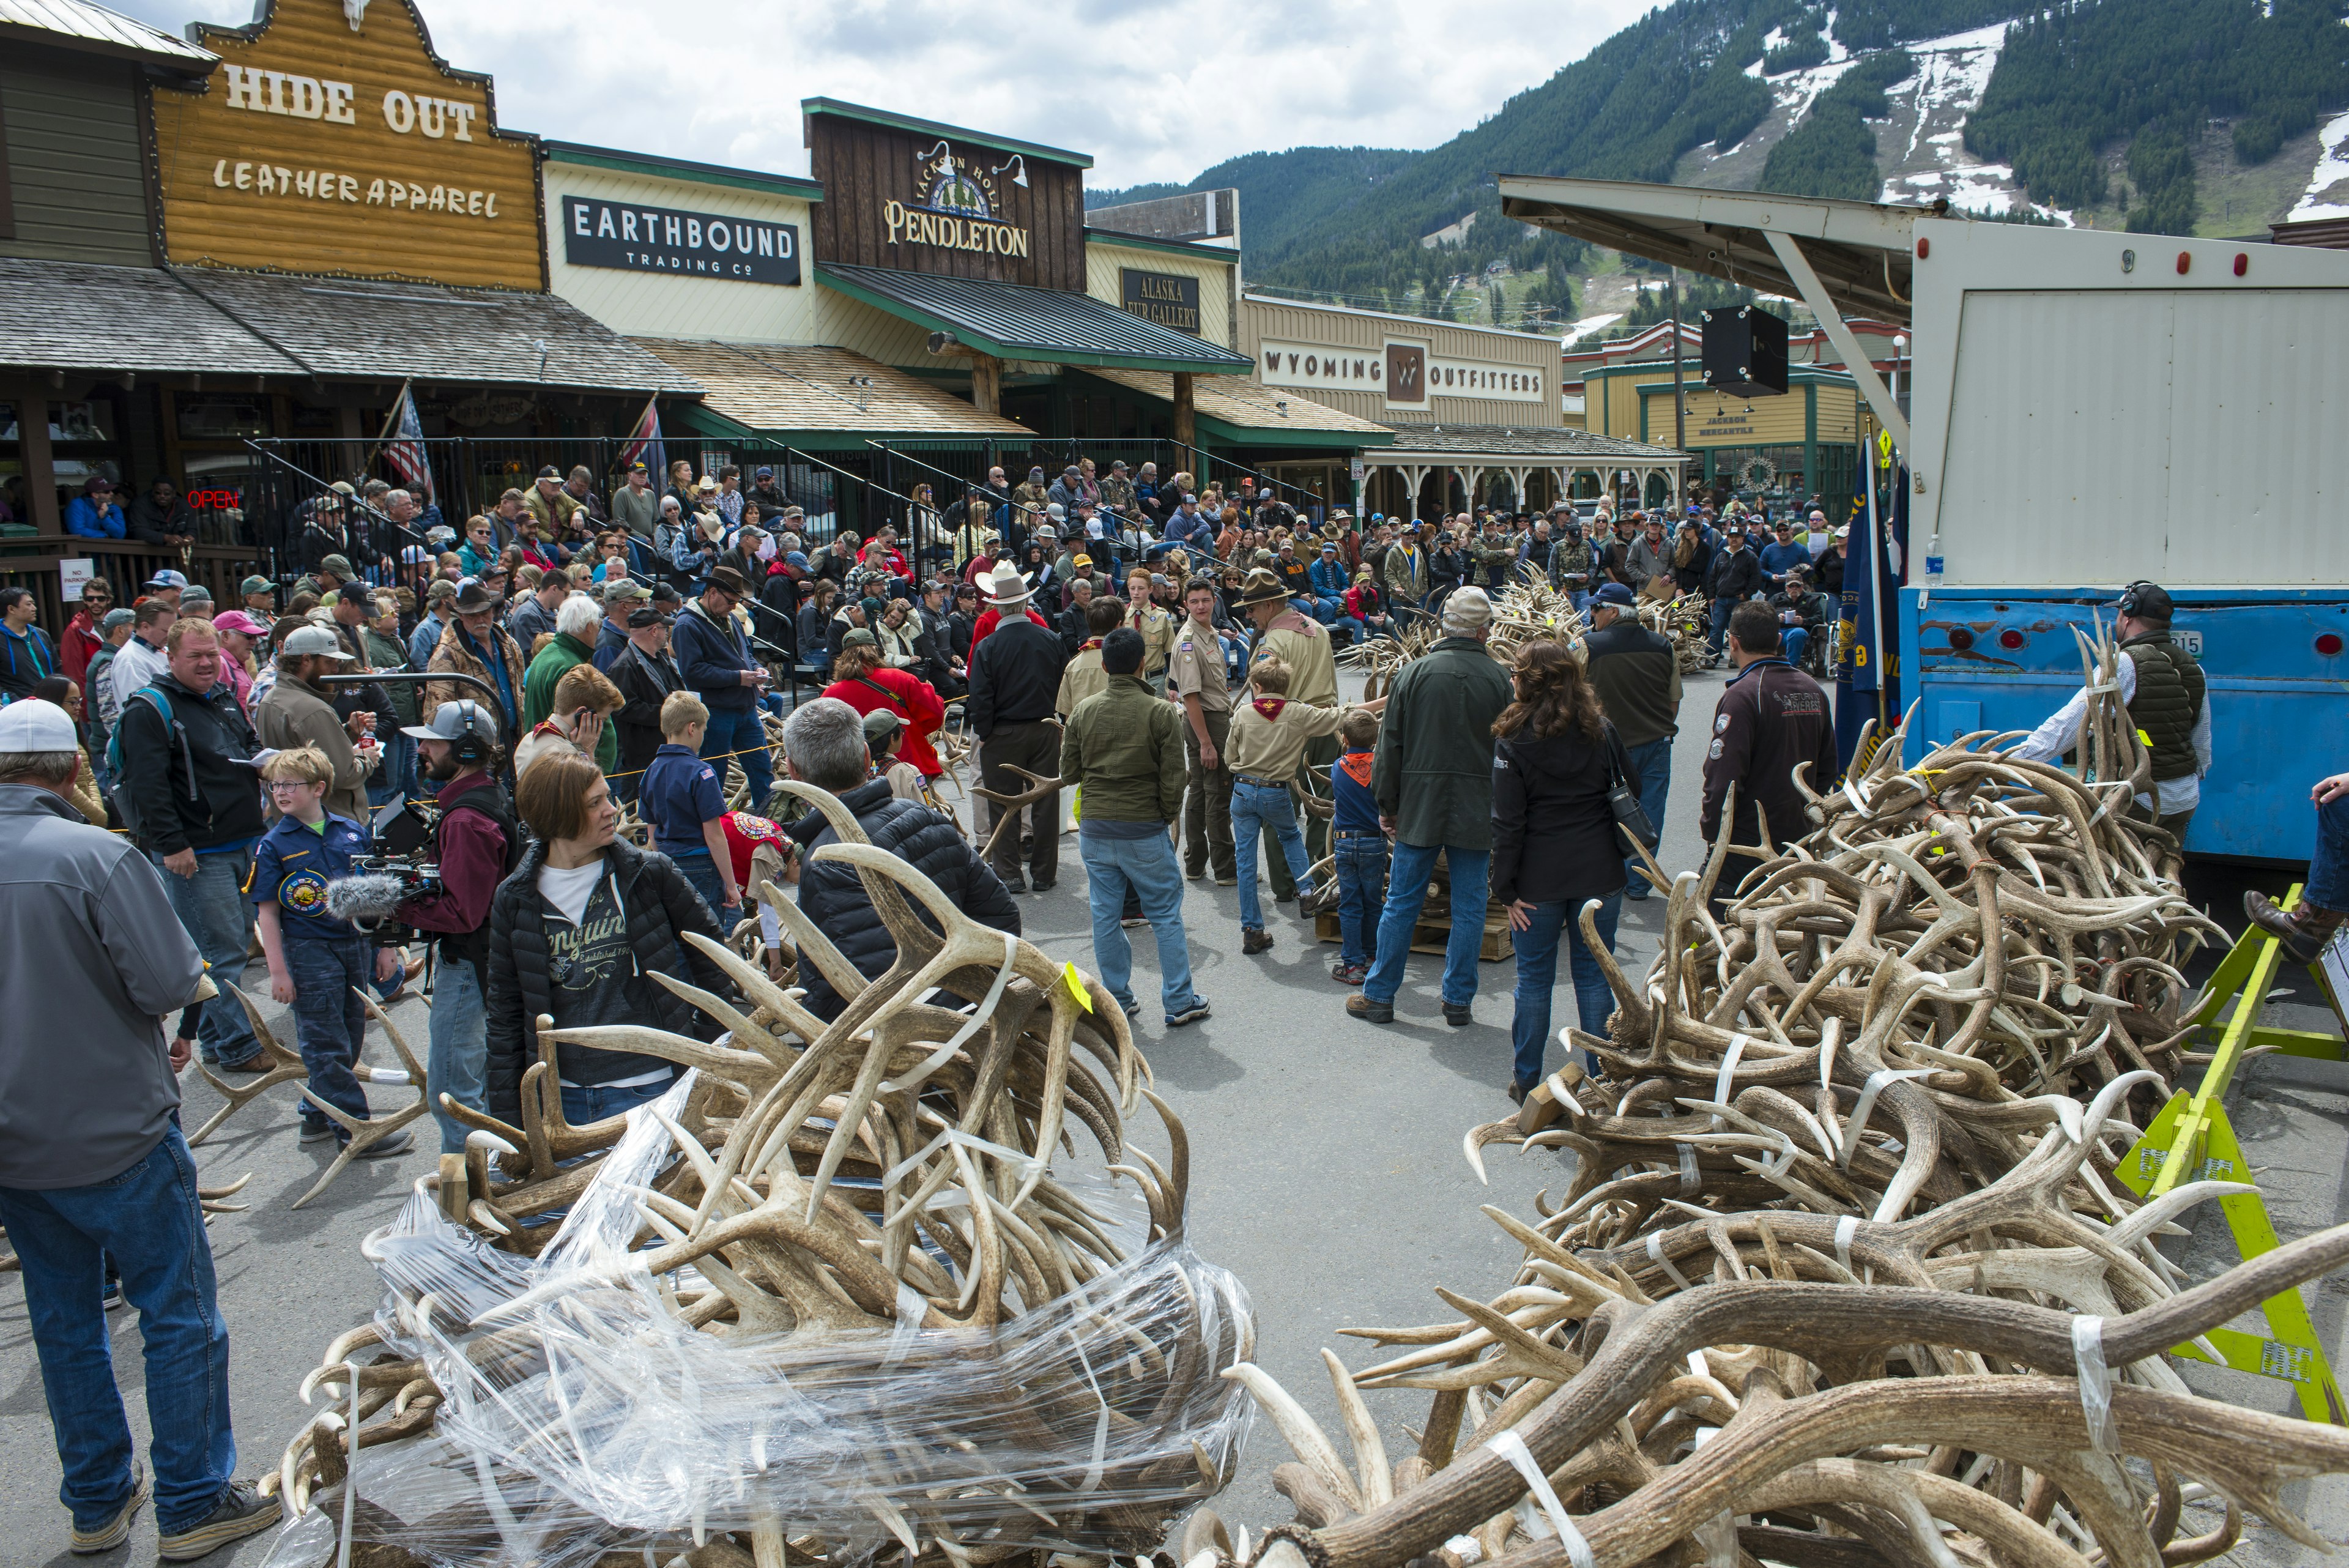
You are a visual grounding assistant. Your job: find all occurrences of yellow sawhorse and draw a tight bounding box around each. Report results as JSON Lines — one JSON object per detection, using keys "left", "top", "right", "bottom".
{"left": 2116, "top": 885, "right": 2349, "bottom": 1423}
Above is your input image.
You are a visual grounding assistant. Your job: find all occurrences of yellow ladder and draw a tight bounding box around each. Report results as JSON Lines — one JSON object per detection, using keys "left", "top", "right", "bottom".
{"left": 2116, "top": 885, "right": 2349, "bottom": 1423}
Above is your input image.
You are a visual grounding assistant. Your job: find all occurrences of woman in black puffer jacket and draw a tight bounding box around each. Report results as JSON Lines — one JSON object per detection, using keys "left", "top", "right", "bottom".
{"left": 483, "top": 749, "right": 735, "bottom": 1128}
{"left": 1490, "top": 639, "right": 1637, "bottom": 1102}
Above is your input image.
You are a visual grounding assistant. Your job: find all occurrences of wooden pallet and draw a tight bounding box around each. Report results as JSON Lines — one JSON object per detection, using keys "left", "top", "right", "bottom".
{"left": 1315, "top": 906, "right": 1513, "bottom": 962}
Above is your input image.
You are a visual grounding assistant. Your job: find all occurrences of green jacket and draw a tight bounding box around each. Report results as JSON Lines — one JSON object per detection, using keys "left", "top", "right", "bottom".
{"left": 1373, "top": 636, "right": 1513, "bottom": 850}
{"left": 1061, "top": 674, "right": 1186, "bottom": 825}
{"left": 522, "top": 631, "right": 618, "bottom": 773}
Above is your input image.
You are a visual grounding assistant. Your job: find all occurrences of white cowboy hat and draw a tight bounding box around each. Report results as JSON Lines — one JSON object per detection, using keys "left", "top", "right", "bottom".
{"left": 983, "top": 560, "right": 1034, "bottom": 606}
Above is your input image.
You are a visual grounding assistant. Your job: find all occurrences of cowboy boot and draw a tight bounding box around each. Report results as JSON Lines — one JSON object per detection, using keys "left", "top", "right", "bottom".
{"left": 2244, "top": 891, "right": 2346, "bottom": 965}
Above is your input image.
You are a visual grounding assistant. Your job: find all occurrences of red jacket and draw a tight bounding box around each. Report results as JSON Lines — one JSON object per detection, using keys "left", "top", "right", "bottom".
{"left": 823, "top": 665, "right": 946, "bottom": 776}
{"left": 968, "top": 604, "right": 1046, "bottom": 660}
{"left": 62, "top": 610, "right": 105, "bottom": 688}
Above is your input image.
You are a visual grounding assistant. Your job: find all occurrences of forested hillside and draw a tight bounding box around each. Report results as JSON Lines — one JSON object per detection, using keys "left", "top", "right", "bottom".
{"left": 1088, "top": 0, "right": 2349, "bottom": 319}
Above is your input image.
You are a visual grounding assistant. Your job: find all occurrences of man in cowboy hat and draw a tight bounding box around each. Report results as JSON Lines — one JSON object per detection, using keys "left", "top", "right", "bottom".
{"left": 1234, "top": 565, "right": 1340, "bottom": 899}
{"left": 670, "top": 563, "right": 775, "bottom": 812}
{"left": 965, "top": 559, "right": 1067, "bottom": 893}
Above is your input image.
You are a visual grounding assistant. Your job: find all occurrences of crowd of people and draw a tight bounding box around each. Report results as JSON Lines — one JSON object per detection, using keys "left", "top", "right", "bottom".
{"left": 0, "top": 433, "right": 2262, "bottom": 1566}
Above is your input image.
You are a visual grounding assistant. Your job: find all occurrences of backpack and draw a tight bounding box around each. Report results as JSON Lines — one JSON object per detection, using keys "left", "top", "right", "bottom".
{"left": 104, "top": 685, "right": 190, "bottom": 844}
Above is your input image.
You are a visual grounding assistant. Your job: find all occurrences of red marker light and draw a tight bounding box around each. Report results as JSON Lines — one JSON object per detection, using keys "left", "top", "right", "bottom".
{"left": 2319, "top": 633, "right": 2344, "bottom": 658}
{"left": 2234, "top": 253, "right": 2249, "bottom": 277}
{"left": 1998, "top": 630, "right": 2025, "bottom": 651}
{"left": 2176, "top": 251, "right": 2191, "bottom": 275}
{"left": 1917, "top": 237, "right": 1931, "bottom": 259}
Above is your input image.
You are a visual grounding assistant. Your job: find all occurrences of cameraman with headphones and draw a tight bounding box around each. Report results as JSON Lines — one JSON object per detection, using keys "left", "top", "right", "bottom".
{"left": 390, "top": 700, "right": 522, "bottom": 1153}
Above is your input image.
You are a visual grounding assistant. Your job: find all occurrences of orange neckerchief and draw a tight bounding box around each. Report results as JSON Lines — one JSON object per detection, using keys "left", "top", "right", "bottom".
{"left": 1080, "top": 637, "right": 1103, "bottom": 652}
{"left": 1339, "top": 752, "right": 1375, "bottom": 786}
{"left": 1252, "top": 697, "right": 1287, "bottom": 721}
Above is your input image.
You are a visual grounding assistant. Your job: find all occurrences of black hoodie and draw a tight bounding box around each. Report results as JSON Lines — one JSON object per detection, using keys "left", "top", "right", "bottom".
{"left": 1489, "top": 723, "right": 1635, "bottom": 907}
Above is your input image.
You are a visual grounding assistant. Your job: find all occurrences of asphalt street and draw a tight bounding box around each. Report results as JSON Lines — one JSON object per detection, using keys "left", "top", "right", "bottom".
{"left": 4, "top": 661, "right": 2344, "bottom": 1566}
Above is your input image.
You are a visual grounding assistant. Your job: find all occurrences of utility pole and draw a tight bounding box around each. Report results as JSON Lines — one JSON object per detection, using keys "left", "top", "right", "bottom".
{"left": 1669, "top": 266, "right": 1687, "bottom": 457}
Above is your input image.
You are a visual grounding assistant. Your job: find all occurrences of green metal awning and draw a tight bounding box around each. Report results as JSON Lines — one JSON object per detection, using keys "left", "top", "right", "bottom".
{"left": 817, "top": 262, "right": 1254, "bottom": 376}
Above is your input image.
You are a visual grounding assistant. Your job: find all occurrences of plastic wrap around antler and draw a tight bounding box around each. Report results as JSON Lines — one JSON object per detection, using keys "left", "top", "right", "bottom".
{"left": 265, "top": 782, "right": 1253, "bottom": 1568}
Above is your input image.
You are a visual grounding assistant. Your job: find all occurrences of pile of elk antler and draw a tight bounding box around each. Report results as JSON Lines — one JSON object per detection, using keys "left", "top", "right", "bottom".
{"left": 1202, "top": 647, "right": 2323, "bottom": 1568}
{"left": 267, "top": 781, "right": 1252, "bottom": 1568}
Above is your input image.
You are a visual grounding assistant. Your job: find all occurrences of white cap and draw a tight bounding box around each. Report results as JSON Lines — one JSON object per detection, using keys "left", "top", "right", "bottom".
{"left": 0, "top": 699, "right": 79, "bottom": 752}
{"left": 280, "top": 624, "right": 357, "bottom": 661}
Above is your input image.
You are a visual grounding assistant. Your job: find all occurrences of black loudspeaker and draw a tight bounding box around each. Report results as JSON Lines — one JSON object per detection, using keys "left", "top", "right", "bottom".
{"left": 1701, "top": 306, "right": 1790, "bottom": 396}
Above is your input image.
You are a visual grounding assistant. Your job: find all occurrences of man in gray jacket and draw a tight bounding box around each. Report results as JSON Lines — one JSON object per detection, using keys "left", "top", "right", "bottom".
{"left": 0, "top": 699, "right": 282, "bottom": 1561}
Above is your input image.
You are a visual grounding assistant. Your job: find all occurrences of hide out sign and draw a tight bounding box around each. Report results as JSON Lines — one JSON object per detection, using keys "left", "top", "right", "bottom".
{"left": 561, "top": 196, "right": 801, "bottom": 285}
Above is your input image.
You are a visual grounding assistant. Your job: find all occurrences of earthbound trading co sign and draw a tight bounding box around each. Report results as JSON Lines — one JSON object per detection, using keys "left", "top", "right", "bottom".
{"left": 562, "top": 197, "right": 802, "bottom": 286}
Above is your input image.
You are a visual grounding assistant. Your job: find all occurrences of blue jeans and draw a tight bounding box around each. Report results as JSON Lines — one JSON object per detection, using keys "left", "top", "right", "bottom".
{"left": 2312, "top": 792, "right": 2349, "bottom": 911}
{"left": 1567, "top": 590, "right": 1590, "bottom": 615}
{"left": 1622, "top": 735, "right": 1674, "bottom": 896}
{"left": 427, "top": 956, "right": 488, "bottom": 1154}
{"left": 1333, "top": 834, "right": 1388, "bottom": 967}
{"left": 284, "top": 936, "right": 372, "bottom": 1136}
{"left": 1078, "top": 828, "right": 1202, "bottom": 1019}
{"left": 1783, "top": 625, "right": 1811, "bottom": 668}
{"left": 699, "top": 704, "right": 771, "bottom": 816}
{"left": 1510, "top": 892, "right": 1623, "bottom": 1088}
{"left": 1366, "top": 842, "right": 1490, "bottom": 1009}
{"left": 559, "top": 1073, "right": 676, "bottom": 1125}
{"left": 0, "top": 1125, "right": 237, "bottom": 1536}
{"left": 1707, "top": 598, "right": 1735, "bottom": 655}
{"left": 669, "top": 846, "right": 737, "bottom": 927}
{"left": 152, "top": 849, "right": 258, "bottom": 1067}
{"left": 1335, "top": 615, "right": 1370, "bottom": 645}
{"left": 367, "top": 729, "right": 417, "bottom": 808}
{"left": 1230, "top": 779, "right": 1312, "bottom": 931}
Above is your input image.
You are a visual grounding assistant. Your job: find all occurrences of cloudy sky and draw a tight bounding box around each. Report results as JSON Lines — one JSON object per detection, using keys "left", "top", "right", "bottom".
{"left": 112, "top": 0, "right": 1652, "bottom": 190}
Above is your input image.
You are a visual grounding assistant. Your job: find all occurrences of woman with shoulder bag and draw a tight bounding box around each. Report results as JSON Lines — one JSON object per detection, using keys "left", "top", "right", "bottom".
{"left": 1490, "top": 639, "right": 1641, "bottom": 1102}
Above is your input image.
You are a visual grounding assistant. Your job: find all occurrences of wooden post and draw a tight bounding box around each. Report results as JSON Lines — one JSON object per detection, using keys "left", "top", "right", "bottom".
{"left": 970, "top": 352, "right": 1003, "bottom": 416}
{"left": 1171, "top": 372, "right": 1196, "bottom": 447}
{"left": 16, "top": 392, "right": 59, "bottom": 533}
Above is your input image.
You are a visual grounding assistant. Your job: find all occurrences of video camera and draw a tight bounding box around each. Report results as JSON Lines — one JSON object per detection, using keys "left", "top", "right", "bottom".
{"left": 322, "top": 795, "right": 445, "bottom": 946}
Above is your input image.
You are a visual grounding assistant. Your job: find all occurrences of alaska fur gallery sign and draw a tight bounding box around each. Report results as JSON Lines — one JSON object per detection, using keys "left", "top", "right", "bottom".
{"left": 151, "top": 0, "right": 544, "bottom": 291}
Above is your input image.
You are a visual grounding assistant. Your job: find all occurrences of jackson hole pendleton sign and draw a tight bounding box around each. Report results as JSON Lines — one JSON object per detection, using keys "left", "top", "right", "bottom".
{"left": 151, "top": 0, "right": 544, "bottom": 291}
{"left": 805, "top": 104, "right": 1087, "bottom": 292}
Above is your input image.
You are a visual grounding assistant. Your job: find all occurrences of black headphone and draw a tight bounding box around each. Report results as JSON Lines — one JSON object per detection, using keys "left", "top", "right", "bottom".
{"left": 2117, "top": 580, "right": 2162, "bottom": 619}
{"left": 441, "top": 700, "right": 495, "bottom": 765}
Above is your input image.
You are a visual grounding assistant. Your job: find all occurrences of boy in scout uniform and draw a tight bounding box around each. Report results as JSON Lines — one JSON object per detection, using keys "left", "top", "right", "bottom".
{"left": 1126, "top": 567, "right": 1178, "bottom": 691}
{"left": 1169, "top": 576, "right": 1236, "bottom": 884}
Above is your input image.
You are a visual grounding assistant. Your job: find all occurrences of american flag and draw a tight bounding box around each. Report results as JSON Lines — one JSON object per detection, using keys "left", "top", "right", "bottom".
{"left": 383, "top": 381, "right": 433, "bottom": 501}
{"left": 619, "top": 395, "right": 665, "bottom": 481}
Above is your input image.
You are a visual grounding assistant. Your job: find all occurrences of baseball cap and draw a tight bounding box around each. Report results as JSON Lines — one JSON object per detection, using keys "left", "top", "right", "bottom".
{"left": 240, "top": 574, "right": 275, "bottom": 596}
{"left": 841, "top": 627, "right": 878, "bottom": 648}
{"left": 861, "top": 708, "right": 903, "bottom": 743}
{"left": 210, "top": 609, "right": 269, "bottom": 636}
{"left": 1592, "top": 582, "right": 1639, "bottom": 611}
{"left": 1320, "top": 542, "right": 1337, "bottom": 554}
{"left": 1832, "top": 524, "right": 1850, "bottom": 539}
{"left": 603, "top": 578, "right": 650, "bottom": 603}
{"left": 317, "top": 554, "right": 354, "bottom": 578}
{"left": 628, "top": 459, "right": 648, "bottom": 472}
{"left": 402, "top": 698, "right": 500, "bottom": 747}
{"left": 755, "top": 466, "right": 774, "bottom": 478}
{"left": 278, "top": 624, "right": 355, "bottom": 661}
{"left": 536, "top": 465, "right": 560, "bottom": 480}
{"left": 99, "top": 607, "right": 136, "bottom": 631}
{"left": 146, "top": 568, "right": 190, "bottom": 590}
{"left": 0, "top": 699, "right": 77, "bottom": 752}
{"left": 626, "top": 604, "right": 670, "bottom": 628}
{"left": 426, "top": 578, "right": 461, "bottom": 603}
{"left": 1045, "top": 502, "right": 1066, "bottom": 521}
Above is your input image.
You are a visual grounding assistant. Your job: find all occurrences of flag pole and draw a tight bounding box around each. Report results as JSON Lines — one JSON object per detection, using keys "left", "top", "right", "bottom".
{"left": 362, "top": 377, "right": 414, "bottom": 472}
